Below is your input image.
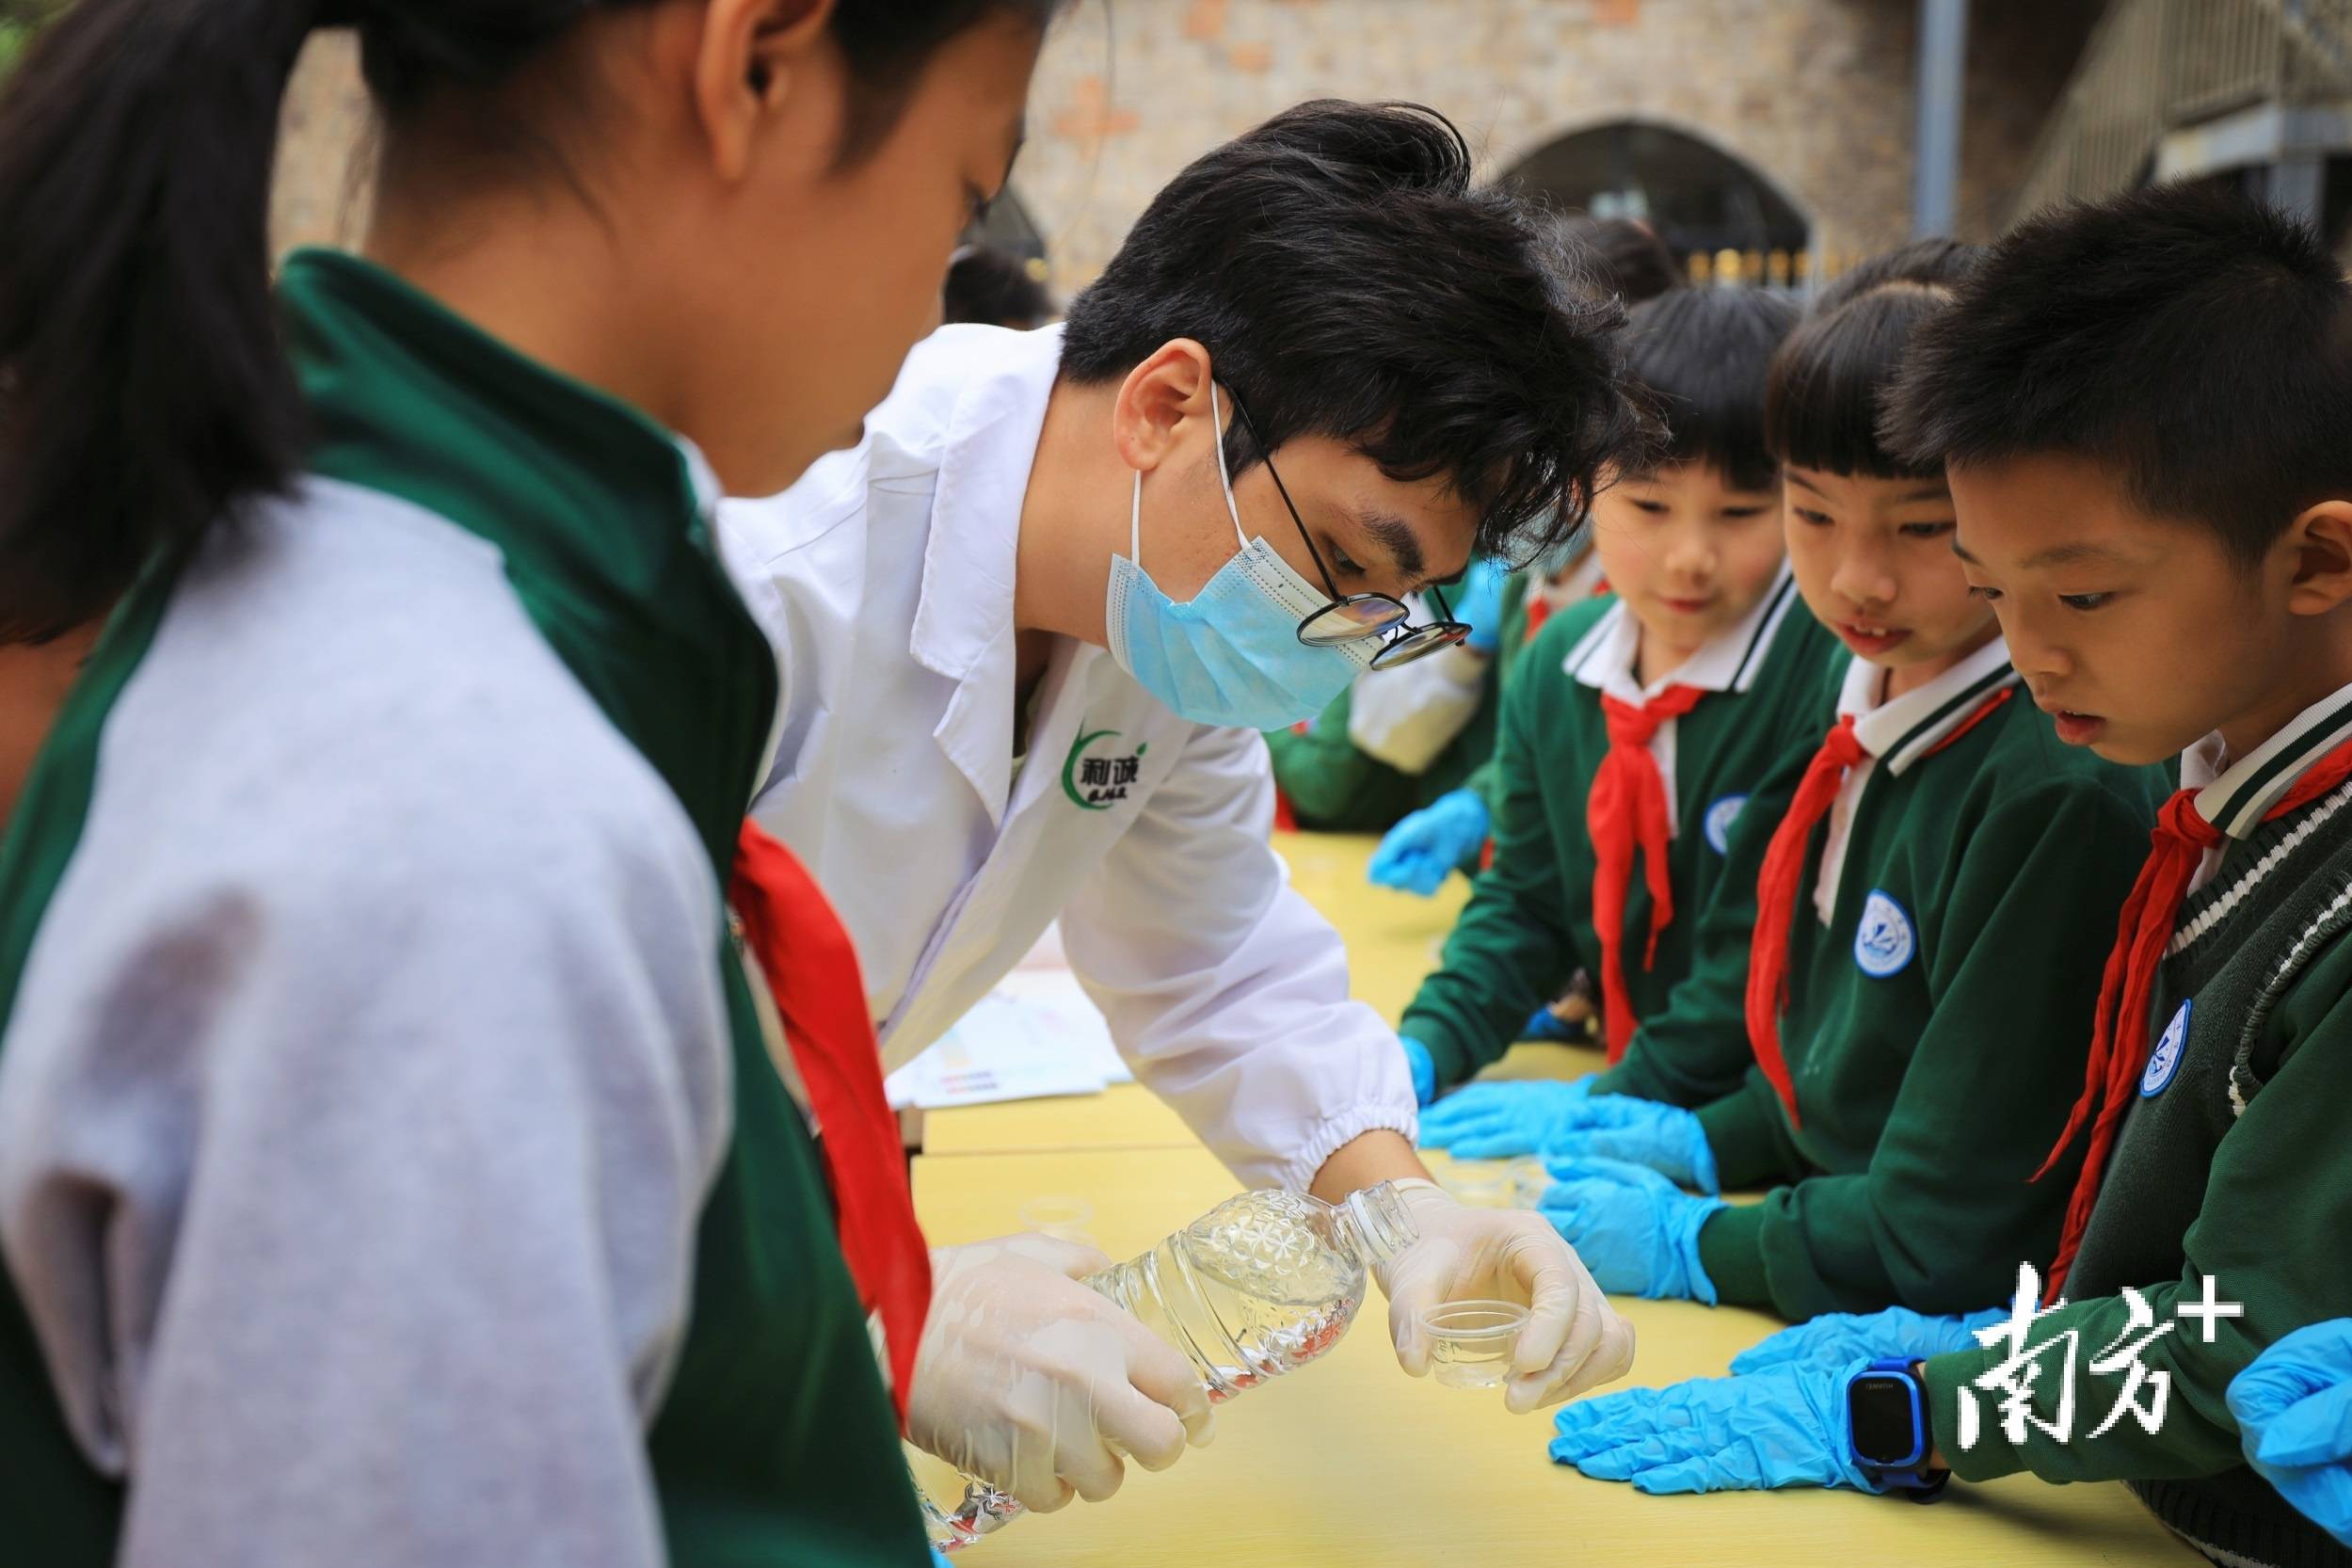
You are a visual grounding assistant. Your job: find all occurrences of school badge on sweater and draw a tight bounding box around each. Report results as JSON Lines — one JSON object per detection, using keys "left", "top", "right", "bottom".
{"left": 2140, "top": 999, "right": 2193, "bottom": 1098}
{"left": 1854, "top": 888, "right": 1916, "bottom": 978}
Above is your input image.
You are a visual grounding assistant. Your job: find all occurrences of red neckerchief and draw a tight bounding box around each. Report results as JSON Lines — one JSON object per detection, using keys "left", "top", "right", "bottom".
{"left": 730, "top": 819, "right": 932, "bottom": 1429}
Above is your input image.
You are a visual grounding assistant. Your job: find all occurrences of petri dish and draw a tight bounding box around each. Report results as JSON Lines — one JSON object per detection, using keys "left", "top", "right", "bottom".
{"left": 1420, "top": 1299, "right": 1529, "bottom": 1390}
{"left": 1017, "top": 1195, "right": 1096, "bottom": 1246}
{"left": 1508, "top": 1159, "right": 1553, "bottom": 1208}
{"left": 1436, "top": 1160, "right": 1520, "bottom": 1209}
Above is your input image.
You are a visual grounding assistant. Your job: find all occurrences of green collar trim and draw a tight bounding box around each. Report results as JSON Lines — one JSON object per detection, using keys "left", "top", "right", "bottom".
{"left": 280, "top": 248, "right": 719, "bottom": 602}
{"left": 2197, "top": 682, "right": 2352, "bottom": 839}
{"left": 1884, "top": 661, "right": 2016, "bottom": 768}
{"left": 0, "top": 568, "right": 176, "bottom": 1041}
{"left": 278, "top": 249, "right": 777, "bottom": 876}
{"left": 1727, "top": 569, "right": 1801, "bottom": 690}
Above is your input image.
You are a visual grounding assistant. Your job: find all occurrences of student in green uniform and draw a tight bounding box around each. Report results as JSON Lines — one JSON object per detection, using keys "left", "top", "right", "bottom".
{"left": 0, "top": 4, "right": 1051, "bottom": 1567}
{"left": 1398, "top": 285, "right": 1824, "bottom": 1112}
{"left": 1523, "top": 241, "right": 2167, "bottom": 1325}
{"left": 1545, "top": 183, "right": 2352, "bottom": 1568}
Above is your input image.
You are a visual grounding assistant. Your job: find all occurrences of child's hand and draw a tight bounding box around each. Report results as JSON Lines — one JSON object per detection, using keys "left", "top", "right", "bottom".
{"left": 1535, "top": 1095, "right": 1720, "bottom": 1193}
{"left": 1535, "top": 1156, "right": 1724, "bottom": 1303}
{"left": 1417, "top": 1077, "right": 1594, "bottom": 1158}
{"left": 1730, "top": 1304, "right": 2004, "bottom": 1375}
{"left": 1368, "top": 790, "right": 1489, "bottom": 896}
{"left": 2231, "top": 1320, "right": 2352, "bottom": 1546}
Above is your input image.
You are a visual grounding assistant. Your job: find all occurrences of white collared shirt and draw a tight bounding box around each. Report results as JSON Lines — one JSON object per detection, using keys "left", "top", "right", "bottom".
{"left": 1814, "top": 635, "right": 2021, "bottom": 923}
{"left": 2174, "top": 679, "right": 2352, "bottom": 900}
{"left": 1561, "top": 565, "right": 1803, "bottom": 835}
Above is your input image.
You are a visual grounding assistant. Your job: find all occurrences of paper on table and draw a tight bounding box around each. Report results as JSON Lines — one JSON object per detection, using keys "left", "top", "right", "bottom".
{"left": 884, "top": 969, "right": 1131, "bottom": 1109}
{"left": 989, "top": 968, "right": 1132, "bottom": 1086}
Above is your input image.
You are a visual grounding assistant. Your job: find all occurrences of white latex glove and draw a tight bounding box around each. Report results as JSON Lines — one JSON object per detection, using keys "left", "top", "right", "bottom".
{"left": 907, "top": 1234, "right": 1215, "bottom": 1512}
{"left": 1375, "top": 1181, "right": 1637, "bottom": 1415}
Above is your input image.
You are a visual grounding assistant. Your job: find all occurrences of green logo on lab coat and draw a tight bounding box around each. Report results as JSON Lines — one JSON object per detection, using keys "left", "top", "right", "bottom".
{"left": 1062, "top": 728, "right": 1146, "bottom": 810}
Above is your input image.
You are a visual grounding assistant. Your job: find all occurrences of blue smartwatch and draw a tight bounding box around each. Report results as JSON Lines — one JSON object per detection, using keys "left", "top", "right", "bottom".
{"left": 1845, "top": 1357, "right": 1949, "bottom": 1498}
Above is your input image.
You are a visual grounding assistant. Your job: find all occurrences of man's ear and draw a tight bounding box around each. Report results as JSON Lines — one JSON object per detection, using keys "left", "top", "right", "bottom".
{"left": 1111, "top": 340, "right": 1217, "bottom": 475}
{"left": 692, "top": 0, "right": 836, "bottom": 184}
{"left": 2282, "top": 500, "right": 2352, "bottom": 617}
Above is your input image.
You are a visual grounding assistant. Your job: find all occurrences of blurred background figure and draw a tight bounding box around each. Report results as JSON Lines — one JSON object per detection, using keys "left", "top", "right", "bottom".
{"left": 1559, "top": 214, "right": 1684, "bottom": 304}
{"left": 944, "top": 244, "right": 1058, "bottom": 329}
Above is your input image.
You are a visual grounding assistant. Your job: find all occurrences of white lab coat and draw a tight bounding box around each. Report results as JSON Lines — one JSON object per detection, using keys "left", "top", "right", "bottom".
{"left": 720, "top": 324, "right": 1416, "bottom": 1192}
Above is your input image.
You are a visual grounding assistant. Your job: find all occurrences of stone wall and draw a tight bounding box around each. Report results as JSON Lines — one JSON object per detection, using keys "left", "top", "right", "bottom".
{"left": 1013, "top": 0, "right": 2097, "bottom": 294}
{"left": 269, "top": 2, "right": 2100, "bottom": 283}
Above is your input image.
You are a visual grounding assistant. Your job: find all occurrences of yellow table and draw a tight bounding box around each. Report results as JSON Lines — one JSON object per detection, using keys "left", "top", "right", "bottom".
{"left": 912, "top": 1145, "right": 2198, "bottom": 1567}
{"left": 921, "top": 831, "right": 1597, "bottom": 1159}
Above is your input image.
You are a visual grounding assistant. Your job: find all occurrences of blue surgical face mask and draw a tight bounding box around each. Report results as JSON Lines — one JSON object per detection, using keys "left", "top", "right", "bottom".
{"left": 1105, "top": 386, "right": 1371, "bottom": 729}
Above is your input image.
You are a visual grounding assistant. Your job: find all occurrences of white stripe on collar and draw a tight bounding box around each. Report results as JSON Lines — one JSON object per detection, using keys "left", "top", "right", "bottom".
{"left": 2184, "top": 680, "right": 2352, "bottom": 839}
{"left": 1838, "top": 633, "right": 2018, "bottom": 776}
{"left": 1567, "top": 564, "right": 1800, "bottom": 705}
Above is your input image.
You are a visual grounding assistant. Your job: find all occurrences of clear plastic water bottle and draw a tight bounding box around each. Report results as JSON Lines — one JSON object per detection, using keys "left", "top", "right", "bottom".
{"left": 923, "top": 1182, "right": 1418, "bottom": 1551}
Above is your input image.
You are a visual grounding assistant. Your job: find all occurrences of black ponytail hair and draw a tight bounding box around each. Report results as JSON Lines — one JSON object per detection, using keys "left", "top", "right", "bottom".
{"left": 0, "top": 0, "right": 1061, "bottom": 645}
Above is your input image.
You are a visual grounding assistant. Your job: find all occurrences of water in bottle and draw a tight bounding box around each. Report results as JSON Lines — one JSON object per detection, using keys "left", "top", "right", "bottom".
{"left": 924, "top": 1181, "right": 1417, "bottom": 1550}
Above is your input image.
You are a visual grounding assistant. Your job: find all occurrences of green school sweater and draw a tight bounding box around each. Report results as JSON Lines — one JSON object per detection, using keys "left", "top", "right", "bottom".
{"left": 0, "top": 252, "right": 928, "bottom": 1568}
{"left": 1924, "top": 687, "right": 2352, "bottom": 1568}
{"left": 1265, "top": 570, "right": 1530, "bottom": 832}
{"left": 1690, "top": 641, "right": 2168, "bottom": 1322}
{"left": 1400, "top": 568, "right": 1836, "bottom": 1089}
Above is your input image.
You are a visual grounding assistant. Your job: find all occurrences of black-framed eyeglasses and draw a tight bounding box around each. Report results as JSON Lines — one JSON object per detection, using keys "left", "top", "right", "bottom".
{"left": 1224, "top": 388, "right": 1471, "bottom": 671}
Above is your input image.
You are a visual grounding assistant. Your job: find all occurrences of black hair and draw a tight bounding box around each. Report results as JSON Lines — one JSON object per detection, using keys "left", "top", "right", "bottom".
{"left": 0, "top": 0, "right": 1060, "bottom": 645}
{"left": 944, "top": 245, "right": 1055, "bottom": 329}
{"left": 1058, "top": 101, "right": 1645, "bottom": 567}
{"left": 1624, "top": 288, "right": 1799, "bottom": 492}
{"left": 1882, "top": 183, "right": 2352, "bottom": 566}
{"left": 1560, "top": 215, "right": 1685, "bottom": 305}
{"left": 1763, "top": 237, "right": 1982, "bottom": 480}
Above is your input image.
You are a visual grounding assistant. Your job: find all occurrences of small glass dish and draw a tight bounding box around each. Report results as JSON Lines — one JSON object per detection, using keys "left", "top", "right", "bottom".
{"left": 1436, "top": 1160, "right": 1520, "bottom": 1209}
{"left": 1420, "top": 1299, "right": 1529, "bottom": 1389}
{"left": 1017, "top": 1195, "right": 1096, "bottom": 1246}
{"left": 1508, "top": 1159, "right": 1553, "bottom": 1208}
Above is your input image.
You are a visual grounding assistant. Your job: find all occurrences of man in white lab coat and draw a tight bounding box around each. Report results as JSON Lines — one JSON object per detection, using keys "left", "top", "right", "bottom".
{"left": 724, "top": 102, "right": 1647, "bottom": 1517}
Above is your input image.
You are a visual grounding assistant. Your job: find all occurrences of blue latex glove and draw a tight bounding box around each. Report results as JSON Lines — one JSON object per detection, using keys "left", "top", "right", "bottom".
{"left": 1536, "top": 1156, "right": 1725, "bottom": 1303}
{"left": 1731, "top": 1304, "right": 2004, "bottom": 1375}
{"left": 2231, "top": 1319, "right": 2352, "bottom": 1545}
{"left": 1549, "top": 1358, "right": 1882, "bottom": 1495}
{"left": 1400, "top": 1036, "right": 1437, "bottom": 1108}
{"left": 1455, "top": 557, "right": 1509, "bottom": 653}
{"left": 1418, "top": 1077, "right": 1594, "bottom": 1158}
{"left": 1521, "top": 1005, "right": 1580, "bottom": 1042}
{"left": 1532, "top": 1094, "right": 1720, "bottom": 1194}
{"left": 1368, "top": 789, "right": 1490, "bottom": 896}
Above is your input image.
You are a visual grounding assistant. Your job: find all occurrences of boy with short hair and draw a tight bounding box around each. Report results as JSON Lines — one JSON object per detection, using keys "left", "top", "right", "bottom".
{"left": 1546, "top": 184, "right": 2352, "bottom": 1568}
{"left": 1401, "top": 286, "right": 1832, "bottom": 1115}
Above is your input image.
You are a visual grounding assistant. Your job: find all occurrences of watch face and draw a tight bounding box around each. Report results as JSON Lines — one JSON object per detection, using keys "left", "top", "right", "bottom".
{"left": 1848, "top": 1374, "right": 1925, "bottom": 1468}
